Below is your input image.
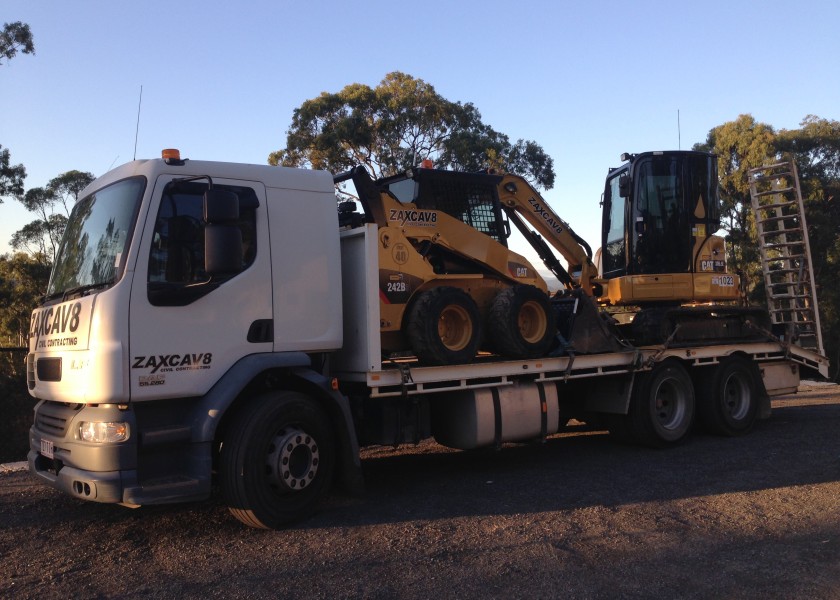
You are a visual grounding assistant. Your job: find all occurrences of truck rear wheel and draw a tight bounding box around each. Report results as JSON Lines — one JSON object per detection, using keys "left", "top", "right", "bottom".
{"left": 696, "top": 356, "right": 759, "bottom": 436}
{"left": 625, "top": 360, "right": 695, "bottom": 447}
{"left": 487, "top": 285, "right": 556, "bottom": 359}
{"left": 220, "top": 391, "right": 335, "bottom": 529}
{"left": 406, "top": 286, "right": 481, "bottom": 365}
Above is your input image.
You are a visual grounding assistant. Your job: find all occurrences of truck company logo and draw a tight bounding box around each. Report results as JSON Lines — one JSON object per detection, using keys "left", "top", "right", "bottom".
{"left": 389, "top": 209, "right": 438, "bottom": 227}
{"left": 132, "top": 353, "right": 213, "bottom": 374}
{"left": 527, "top": 197, "right": 564, "bottom": 235}
{"left": 30, "top": 302, "right": 83, "bottom": 349}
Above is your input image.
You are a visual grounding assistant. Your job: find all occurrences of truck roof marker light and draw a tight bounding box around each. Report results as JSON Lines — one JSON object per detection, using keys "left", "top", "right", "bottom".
{"left": 420, "top": 159, "right": 434, "bottom": 169}
{"left": 162, "top": 148, "right": 187, "bottom": 166}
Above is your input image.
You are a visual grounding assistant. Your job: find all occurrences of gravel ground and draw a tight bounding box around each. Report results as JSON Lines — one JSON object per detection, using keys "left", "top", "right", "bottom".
{"left": 1, "top": 383, "right": 839, "bottom": 599}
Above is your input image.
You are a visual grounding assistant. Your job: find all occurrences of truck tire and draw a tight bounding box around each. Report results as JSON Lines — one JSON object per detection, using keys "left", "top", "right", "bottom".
{"left": 220, "top": 391, "right": 335, "bottom": 529}
{"left": 487, "top": 285, "right": 556, "bottom": 359}
{"left": 626, "top": 360, "right": 695, "bottom": 447}
{"left": 406, "top": 286, "right": 481, "bottom": 365}
{"left": 696, "top": 355, "right": 759, "bottom": 436}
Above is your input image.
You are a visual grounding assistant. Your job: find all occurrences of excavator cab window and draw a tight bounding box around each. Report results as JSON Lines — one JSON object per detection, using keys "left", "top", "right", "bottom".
{"left": 601, "top": 170, "right": 628, "bottom": 277}
{"left": 632, "top": 156, "right": 691, "bottom": 274}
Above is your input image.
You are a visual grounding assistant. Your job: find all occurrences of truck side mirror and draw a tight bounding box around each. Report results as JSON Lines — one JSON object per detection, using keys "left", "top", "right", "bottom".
{"left": 618, "top": 174, "right": 630, "bottom": 198}
{"left": 205, "top": 225, "right": 243, "bottom": 275}
{"left": 203, "top": 189, "right": 243, "bottom": 276}
{"left": 204, "top": 189, "right": 239, "bottom": 223}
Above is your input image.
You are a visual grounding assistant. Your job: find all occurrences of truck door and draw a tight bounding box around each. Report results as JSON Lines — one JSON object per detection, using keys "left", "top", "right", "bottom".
{"left": 128, "top": 175, "right": 272, "bottom": 400}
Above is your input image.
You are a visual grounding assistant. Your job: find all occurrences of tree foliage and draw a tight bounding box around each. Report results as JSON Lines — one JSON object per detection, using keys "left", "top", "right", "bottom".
{"left": 694, "top": 114, "right": 777, "bottom": 299}
{"left": 0, "top": 20, "right": 43, "bottom": 370}
{"left": 0, "top": 144, "right": 26, "bottom": 203}
{"left": 0, "top": 21, "right": 34, "bottom": 65}
{"left": 269, "top": 72, "right": 555, "bottom": 190}
{"left": 12, "top": 170, "right": 94, "bottom": 265}
{"left": 1, "top": 22, "right": 34, "bottom": 205}
{"left": 0, "top": 253, "right": 50, "bottom": 355}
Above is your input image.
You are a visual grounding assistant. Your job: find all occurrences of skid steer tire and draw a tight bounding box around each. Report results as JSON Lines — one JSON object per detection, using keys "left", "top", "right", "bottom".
{"left": 487, "top": 285, "right": 556, "bottom": 359}
{"left": 406, "top": 287, "right": 481, "bottom": 365}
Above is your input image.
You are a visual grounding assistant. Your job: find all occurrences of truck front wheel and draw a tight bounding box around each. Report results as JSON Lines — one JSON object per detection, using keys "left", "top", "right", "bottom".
{"left": 220, "top": 391, "right": 335, "bottom": 529}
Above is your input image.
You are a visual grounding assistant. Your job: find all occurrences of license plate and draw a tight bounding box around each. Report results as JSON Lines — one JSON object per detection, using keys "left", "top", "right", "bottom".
{"left": 40, "top": 439, "right": 54, "bottom": 459}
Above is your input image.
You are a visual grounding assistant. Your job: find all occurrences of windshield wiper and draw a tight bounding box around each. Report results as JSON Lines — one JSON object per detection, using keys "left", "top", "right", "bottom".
{"left": 61, "top": 280, "right": 115, "bottom": 302}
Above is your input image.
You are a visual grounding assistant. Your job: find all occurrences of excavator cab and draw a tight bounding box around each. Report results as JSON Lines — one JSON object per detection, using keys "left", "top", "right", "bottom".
{"left": 599, "top": 151, "right": 738, "bottom": 305}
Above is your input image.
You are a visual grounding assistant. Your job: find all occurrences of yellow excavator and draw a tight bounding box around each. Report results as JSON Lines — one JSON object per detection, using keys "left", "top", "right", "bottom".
{"left": 335, "top": 150, "right": 765, "bottom": 364}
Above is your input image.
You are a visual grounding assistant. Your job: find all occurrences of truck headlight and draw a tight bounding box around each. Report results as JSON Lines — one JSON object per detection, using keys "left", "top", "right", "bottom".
{"left": 79, "top": 421, "right": 129, "bottom": 443}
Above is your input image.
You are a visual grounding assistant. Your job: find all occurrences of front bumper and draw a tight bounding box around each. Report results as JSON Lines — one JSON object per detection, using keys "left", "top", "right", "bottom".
{"left": 28, "top": 448, "right": 137, "bottom": 503}
{"left": 28, "top": 400, "right": 138, "bottom": 504}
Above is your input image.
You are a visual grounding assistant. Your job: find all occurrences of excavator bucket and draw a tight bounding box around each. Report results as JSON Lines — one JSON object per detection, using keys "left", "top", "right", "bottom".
{"left": 552, "top": 290, "right": 625, "bottom": 355}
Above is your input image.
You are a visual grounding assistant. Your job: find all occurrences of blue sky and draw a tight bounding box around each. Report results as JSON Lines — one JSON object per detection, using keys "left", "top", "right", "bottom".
{"left": 2, "top": 0, "right": 839, "bottom": 261}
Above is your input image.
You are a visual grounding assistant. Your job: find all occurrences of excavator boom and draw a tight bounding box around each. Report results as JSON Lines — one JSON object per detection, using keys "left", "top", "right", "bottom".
{"left": 496, "top": 173, "right": 600, "bottom": 296}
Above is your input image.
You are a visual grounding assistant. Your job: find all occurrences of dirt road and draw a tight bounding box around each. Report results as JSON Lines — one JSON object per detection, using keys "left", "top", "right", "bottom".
{"left": 2, "top": 383, "right": 839, "bottom": 599}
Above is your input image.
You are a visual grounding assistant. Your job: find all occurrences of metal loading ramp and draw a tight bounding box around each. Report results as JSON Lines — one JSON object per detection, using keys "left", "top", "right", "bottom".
{"left": 748, "top": 160, "right": 824, "bottom": 356}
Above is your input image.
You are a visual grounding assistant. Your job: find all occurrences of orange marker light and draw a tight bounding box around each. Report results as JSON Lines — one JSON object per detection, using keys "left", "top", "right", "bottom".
{"left": 161, "top": 148, "right": 181, "bottom": 161}
{"left": 420, "top": 159, "right": 434, "bottom": 169}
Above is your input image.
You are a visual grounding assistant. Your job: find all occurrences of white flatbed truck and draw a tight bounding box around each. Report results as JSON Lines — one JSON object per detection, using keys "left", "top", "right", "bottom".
{"left": 26, "top": 152, "right": 829, "bottom": 528}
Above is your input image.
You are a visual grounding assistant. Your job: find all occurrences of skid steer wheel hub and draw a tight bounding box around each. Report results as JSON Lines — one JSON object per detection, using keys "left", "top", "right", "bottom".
{"left": 438, "top": 304, "right": 472, "bottom": 351}
{"left": 266, "top": 426, "right": 320, "bottom": 493}
{"left": 518, "top": 300, "right": 548, "bottom": 343}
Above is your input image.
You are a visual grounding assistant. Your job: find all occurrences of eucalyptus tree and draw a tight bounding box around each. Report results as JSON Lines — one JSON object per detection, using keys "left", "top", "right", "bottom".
{"left": 270, "top": 72, "right": 555, "bottom": 193}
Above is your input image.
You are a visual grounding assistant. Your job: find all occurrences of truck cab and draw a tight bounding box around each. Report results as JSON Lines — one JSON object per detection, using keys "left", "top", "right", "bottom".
{"left": 27, "top": 152, "right": 344, "bottom": 507}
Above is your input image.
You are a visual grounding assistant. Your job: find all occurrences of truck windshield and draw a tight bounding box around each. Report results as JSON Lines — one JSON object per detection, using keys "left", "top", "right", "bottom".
{"left": 47, "top": 177, "right": 145, "bottom": 297}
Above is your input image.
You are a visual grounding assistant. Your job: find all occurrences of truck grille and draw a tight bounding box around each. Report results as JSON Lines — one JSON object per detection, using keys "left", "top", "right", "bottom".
{"left": 34, "top": 401, "right": 82, "bottom": 437}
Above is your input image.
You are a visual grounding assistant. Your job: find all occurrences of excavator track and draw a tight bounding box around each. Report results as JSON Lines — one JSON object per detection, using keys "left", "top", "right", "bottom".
{"left": 628, "top": 306, "right": 772, "bottom": 347}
